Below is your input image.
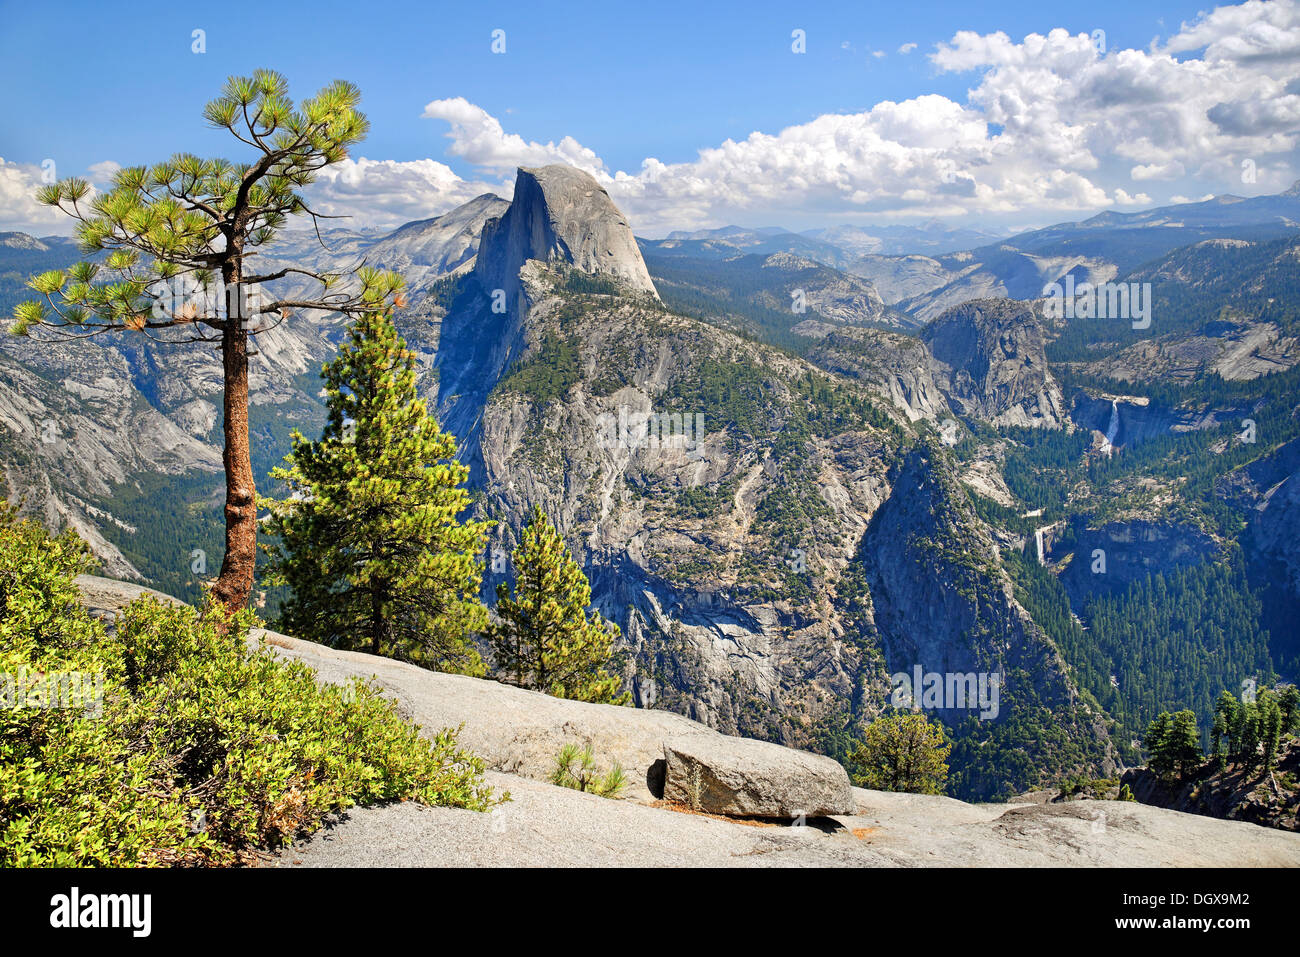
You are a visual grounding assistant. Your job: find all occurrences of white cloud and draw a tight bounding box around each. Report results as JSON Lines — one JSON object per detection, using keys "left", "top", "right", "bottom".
{"left": 308, "top": 157, "right": 511, "bottom": 228}
{"left": 6, "top": 0, "right": 1296, "bottom": 237}
{"left": 87, "top": 160, "right": 121, "bottom": 184}
{"left": 420, "top": 97, "right": 605, "bottom": 176}
{"left": 1131, "top": 161, "right": 1186, "bottom": 180}
{"left": 0, "top": 158, "right": 73, "bottom": 233}
{"left": 1113, "top": 188, "right": 1153, "bottom": 205}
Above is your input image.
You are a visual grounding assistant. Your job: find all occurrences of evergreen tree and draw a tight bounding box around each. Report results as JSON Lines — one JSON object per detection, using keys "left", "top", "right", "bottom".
{"left": 1214, "top": 690, "right": 1241, "bottom": 761}
{"left": 1144, "top": 711, "right": 1176, "bottom": 778}
{"left": 12, "top": 70, "right": 402, "bottom": 612}
{"left": 262, "top": 309, "right": 489, "bottom": 673}
{"left": 1235, "top": 699, "right": 1263, "bottom": 771}
{"left": 489, "top": 506, "right": 629, "bottom": 704}
{"left": 848, "top": 712, "right": 951, "bottom": 795}
{"left": 1259, "top": 689, "right": 1283, "bottom": 772}
{"left": 1168, "top": 710, "right": 1203, "bottom": 777}
{"left": 1280, "top": 685, "right": 1300, "bottom": 735}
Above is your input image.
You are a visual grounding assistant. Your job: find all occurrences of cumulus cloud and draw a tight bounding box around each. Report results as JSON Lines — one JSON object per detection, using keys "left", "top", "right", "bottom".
{"left": 420, "top": 97, "right": 605, "bottom": 176}
{"left": 86, "top": 160, "right": 121, "bottom": 184}
{"left": 5, "top": 0, "right": 1296, "bottom": 237}
{"left": 308, "top": 156, "right": 511, "bottom": 228}
{"left": 0, "top": 159, "right": 71, "bottom": 233}
{"left": 1113, "top": 188, "right": 1154, "bottom": 205}
{"left": 1131, "top": 160, "right": 1186, "bottom": 180}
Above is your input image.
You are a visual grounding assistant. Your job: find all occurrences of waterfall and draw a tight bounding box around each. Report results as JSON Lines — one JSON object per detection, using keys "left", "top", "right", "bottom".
{"left": 1101, "top": 399, "right": 1120, "bottom": 455}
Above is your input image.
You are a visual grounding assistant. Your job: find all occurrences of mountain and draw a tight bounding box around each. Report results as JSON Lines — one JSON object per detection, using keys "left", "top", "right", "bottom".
{"left": 426, "top": 164, "right": 1118, "bottom": 800}
{"left": 804, "top": 222, "right": 1007, "bottom": 257}
{"left": 641, "top": 248, "right": 909, "bottom": 350}
{"left": 478, "top": 165, "right": 658, "bottom": 300}
{"left": 361, "top": 193, "right": 509, "bottom": 283}
{"left": 920, "top": 299, "right": 1066, "bottom": 429}
{"left": 5, "top": 163, "right": 1299, "bottom": 806}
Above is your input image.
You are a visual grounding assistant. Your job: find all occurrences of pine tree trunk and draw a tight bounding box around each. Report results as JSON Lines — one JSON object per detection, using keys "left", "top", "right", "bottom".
{"left": 211, "top": 314, "right": 257, "bottom": 614}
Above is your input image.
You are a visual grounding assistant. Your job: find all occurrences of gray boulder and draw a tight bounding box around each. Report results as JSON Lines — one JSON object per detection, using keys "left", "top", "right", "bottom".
{"left": 662, "top": 734, "right": 854, "bottom": 818}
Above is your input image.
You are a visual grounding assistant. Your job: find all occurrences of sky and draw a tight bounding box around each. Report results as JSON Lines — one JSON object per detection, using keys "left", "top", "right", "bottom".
{"left": 1, "top": 0, "right": 1298, "bottom": 237}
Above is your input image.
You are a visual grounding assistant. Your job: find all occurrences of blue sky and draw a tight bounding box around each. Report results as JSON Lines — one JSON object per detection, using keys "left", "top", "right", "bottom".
{"left": 2, "top": 0, "right": 1297, "bottom": 236}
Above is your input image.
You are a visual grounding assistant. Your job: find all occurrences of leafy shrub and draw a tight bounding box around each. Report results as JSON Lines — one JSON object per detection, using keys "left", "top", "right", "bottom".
{"left": 0, "top": 509, "right": 498, "bottom": 866}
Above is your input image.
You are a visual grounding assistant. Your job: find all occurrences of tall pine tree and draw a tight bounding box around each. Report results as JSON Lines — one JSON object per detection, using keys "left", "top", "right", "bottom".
{"left": 490, "top": 506, "right": 629, "bottom": 704}
{"left": 262, "top": 309, "right": 489, "bottom": 674}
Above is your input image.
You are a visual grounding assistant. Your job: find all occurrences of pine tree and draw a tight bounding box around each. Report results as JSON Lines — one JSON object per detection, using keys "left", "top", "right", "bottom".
{"left": 1168, "top": 710, "right": 1203, "bottom": 778}
{"left": 848, "top": 712, "right": 951, "bottom": 795}
{"left": 12, "top": 70, "right": 403, "bottom": 613}
{"left": 1259, "top": 689, "right": 1283, "bottom": 772}
{"left": 262, "top": 309, "right": 489, "bottom": 673}
{"left": 1144, "top": 711, "right": 1176, "bottom": 778}
{"left": 1280, "top": 685, "right": 1300, "bottom": 735}
{"left": 489, "top": 506, "right": 629, "bottom": 704}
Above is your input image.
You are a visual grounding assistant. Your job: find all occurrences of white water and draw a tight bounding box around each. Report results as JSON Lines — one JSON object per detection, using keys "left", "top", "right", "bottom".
{"left": 1035, "top": 525, "right": 1054, "bottom": 565}
{"left": 1101, "top": 399, "right": 1120, "bottom": 455}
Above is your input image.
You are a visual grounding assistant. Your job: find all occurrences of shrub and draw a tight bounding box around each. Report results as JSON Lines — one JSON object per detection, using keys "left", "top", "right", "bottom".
{"left": 0, "top": 509, "right": 498, "bottom": 866}
{"left": 550, "top": 743, "right": 626, "bottom": 798}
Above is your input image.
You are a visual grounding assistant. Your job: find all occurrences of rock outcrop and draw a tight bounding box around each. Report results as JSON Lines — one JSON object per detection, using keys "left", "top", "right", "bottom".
{"left": 475, "top": 165, "right": 658, "bottom": 302}
{"left": 662, "top": 735, "right": 854, "bottom": 817}
{"left": 921, "top": 298, "right": 1065, "bottom": 429}
{"left": 76, "top": 574, "right": 1300, "bottom": 867}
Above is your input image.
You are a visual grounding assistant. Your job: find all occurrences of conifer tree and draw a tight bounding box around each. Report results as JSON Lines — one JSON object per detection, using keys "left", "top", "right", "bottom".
{"left": 1144, "top": 710, "right": 1201, "bottom": 779}
{"left": 11, "top": 70, "right": 403, "bottom": 613}
{"left": 262, "top": 309, "right": 489, "bottom": 674}
{"left": 1280, "top": 685, "right": 1300, "bottom": 735}
{"left": 489, "top": 506, "right": 629, "bottom": 704}
{"left": 1259, "top": 689, "right": 1283, "bottom": 772}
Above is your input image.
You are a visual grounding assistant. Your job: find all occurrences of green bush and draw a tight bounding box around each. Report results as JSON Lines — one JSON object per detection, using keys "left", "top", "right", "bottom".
{"left": 0, "top": 509, "right": 499, "bottom": 866}
{"left": 550, "top": 743, "right": 626, "bottom": 798}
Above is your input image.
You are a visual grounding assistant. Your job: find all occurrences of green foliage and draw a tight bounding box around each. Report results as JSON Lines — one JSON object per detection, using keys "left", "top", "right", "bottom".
{"left": 1281, "top": 686, "right": 1300, "bottom": 735}
{"left": 11, "top": 69, "right": 399, "bottom": 338}
{"left": 262, "top": 309, "right": 490, "bottom": 673}
{"left": 0, "top": 508, "right": 496, "bottom": 866}
{"left": 490, "top": 506, "right": 630, "bottom": 704}
{"left": 494, "top": 333, "right": 582, "bottom": 406}
{"left": 848, "top": 711, "right": 951, "bottom": 795}
{"left": 1144, "top": 710, "right": 1203, "bottom": 779}
{"left": 1082, "top": 556, "right": 1273, "bottom": 741}
{"left": 550, "top": 743, "right": 626, "bottom": 798}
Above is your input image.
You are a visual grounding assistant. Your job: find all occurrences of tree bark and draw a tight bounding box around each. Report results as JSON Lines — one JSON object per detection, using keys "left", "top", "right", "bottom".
{"left": 211, "top": 280, "right": 257, "bottom": 613}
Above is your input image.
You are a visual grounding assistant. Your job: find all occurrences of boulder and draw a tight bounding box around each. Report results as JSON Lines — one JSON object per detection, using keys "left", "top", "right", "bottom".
{"left": 662, "top": 734, "right": 854, "bottom": 818}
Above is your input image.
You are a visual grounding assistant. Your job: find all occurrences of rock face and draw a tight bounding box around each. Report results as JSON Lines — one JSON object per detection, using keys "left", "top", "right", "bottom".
{"left": 756, "top": 252, "right": 889, "bottom": 329}
{"left": 662, "top": 735, "right": 854, "bottom": 817}
{"left": 1121, "top": 738, "right": 1300, "bottom": 833}
{"left": 475, "top": 165, "right": 658, "bottom": 302}
{"left": 1054, "top": 520, "right": 1219, "bottom": 603}
{"left": 76, "top": 574, "right": 856, "bottom": 812}
{"left": 921, "top": 298, "right": 1064, "bottom": 428}
{"left": 361, "top": 193, "right": 509, "bottom": 284}
{"left": 270, "top": 773, "right": 1300, "bottom": 868}
{"left": 77, "top": 574, "right": 1300, "bottom": 867}
{"left": 806, "top": 327, "right": 950, "bottom": 422}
